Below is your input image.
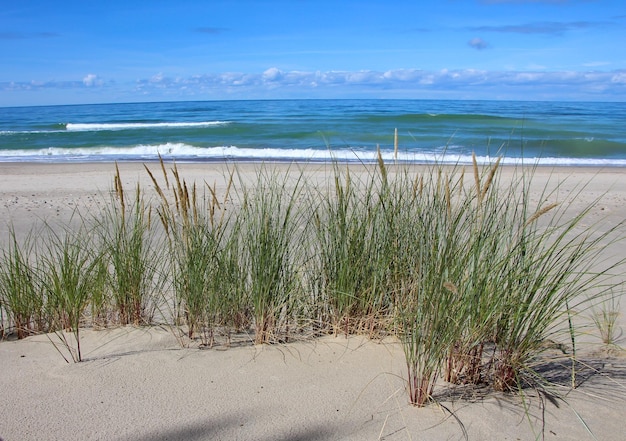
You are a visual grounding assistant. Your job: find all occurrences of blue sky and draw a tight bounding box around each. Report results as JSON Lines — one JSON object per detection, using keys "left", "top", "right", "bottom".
{"left": 1, "top": 0, "right": 625, "bottom": 106}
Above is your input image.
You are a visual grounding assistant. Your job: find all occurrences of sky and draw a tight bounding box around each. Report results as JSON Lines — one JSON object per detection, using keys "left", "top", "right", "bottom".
{"left": 1, "top": 0, "right": 625, "bottom": 106}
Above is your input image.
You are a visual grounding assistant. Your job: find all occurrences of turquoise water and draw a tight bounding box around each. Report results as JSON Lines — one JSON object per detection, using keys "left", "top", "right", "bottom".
{"left": 1, "top": 99, "right": 625, "bottom": 165}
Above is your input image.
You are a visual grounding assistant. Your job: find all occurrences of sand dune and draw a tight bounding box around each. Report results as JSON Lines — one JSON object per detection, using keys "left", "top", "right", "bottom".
{"left": 1, "top": 162, "right": 625, "bottom": 440}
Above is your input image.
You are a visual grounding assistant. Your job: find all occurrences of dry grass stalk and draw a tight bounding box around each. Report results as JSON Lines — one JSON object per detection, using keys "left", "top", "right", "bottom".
{"left": 143, "top": 165, "right": 167, "bottom": 205}
{"left": 143, "top": 164, "right": 171, "bottom": 234}
{"left": 114, "top": 162, "right": 126, "bottom": 219}
{"left": 183, "top": 180, "right": 190, "bottom": 213}
{"left": 524, "top": 202, "right": 559, "bottom": 228}
{"left": 394, "top": 128, "right": 398, "bottom": 161}
{"left": 445, "top": 174, "right": 451, "bottom": 217}
{"left": 412, "top": 175, "right": 420, "bottom": 200}
{"left": 472, "top": 153, "right": 481, "bottom": 203}
{"left": 223, "top": 170, "right": 234, "bottom": 205}
{"left": 335, "top": 166, "right": 351, "bottom": 199}
{"left": 377, "top": 147, "right": 388, "bottom": 186}
{"left": 480, "top": 156, "right": 502, "bottom": 201}
{"left": 206, "top": 181, "right": 221, "bottom": 210}
{"left": 171, "top": 165, "right": 183, "bottom": 215}
{"left": 443, "top": 281, "right": 458, "bottom": 295}
{"left": 436, "top": 167, "right": 442, "bottom": 196}
{"left": 459, "top": 166, "right": 465, "bottom": 191}
{"left": 158, "top": 153, "right": 170, "bottom": 189}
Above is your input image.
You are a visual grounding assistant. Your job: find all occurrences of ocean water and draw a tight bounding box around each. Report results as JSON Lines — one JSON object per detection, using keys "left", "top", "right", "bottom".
{"left": 1, "top": 99, "right": 625, "bottom": 166}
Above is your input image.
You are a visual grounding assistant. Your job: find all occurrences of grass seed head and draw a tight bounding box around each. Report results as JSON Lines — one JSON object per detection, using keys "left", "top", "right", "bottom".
{"left": 524, "top": 202, "right": 559, "bottom": 228}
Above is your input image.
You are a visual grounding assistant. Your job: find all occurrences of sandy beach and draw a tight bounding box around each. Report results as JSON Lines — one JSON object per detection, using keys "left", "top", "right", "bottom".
{"left": 1, "top": 162, "right": 625, "bottom": 441}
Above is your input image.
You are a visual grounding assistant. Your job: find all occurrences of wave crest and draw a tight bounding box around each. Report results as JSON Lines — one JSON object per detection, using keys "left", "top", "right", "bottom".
{"left": 65, "top": 121, "right": 230, "bottom": 131}
{"left": 1, "top": 142, "right": 624, "bottom": 166}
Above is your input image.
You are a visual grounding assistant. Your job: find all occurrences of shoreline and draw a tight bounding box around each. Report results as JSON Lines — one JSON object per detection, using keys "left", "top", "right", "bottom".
{"left": 3, "top": 160, "right": 625, "bottom": 226}
{"left": 2, "top": 158, "right": 626, "bottom": 167}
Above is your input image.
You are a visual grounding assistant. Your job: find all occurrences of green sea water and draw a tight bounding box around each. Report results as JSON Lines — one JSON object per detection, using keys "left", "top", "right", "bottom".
{"left": 1, "top": 99, "right": 624, "bottom": 165}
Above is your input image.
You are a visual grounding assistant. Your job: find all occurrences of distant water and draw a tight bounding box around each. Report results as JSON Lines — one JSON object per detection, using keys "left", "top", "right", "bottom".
{"left": 1, "top": 99, "right": 625, "bottom": 166}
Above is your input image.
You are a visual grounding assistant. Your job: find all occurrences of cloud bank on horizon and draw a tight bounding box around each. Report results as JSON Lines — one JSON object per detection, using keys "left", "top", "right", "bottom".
{"left": 1, "top": 0, "right": 625, "bottom": 105}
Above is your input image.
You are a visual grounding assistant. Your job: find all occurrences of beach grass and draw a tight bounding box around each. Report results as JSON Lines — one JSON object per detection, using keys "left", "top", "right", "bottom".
{"left": 40, "top": 223, "right": 105, "bottom": 362}
{"left": 238, "top": 167, "right": 307, "bottom": 344}
{"left": 0, "top": 228, "right": 45, "bottom": 339}
{"left": 146, "top": 161, "right": 245, "bottom": 346}
{"left": 590, "top": 287, "right": 623, "bottom": 349}
{"left": 95, "top": 166, "right": 166, "bottom": 326}
{"left": 0, "top": 157, "right": 623, "bottom": 416}
{"left": 309, "top": 160, "right": 390, "bottom": 335}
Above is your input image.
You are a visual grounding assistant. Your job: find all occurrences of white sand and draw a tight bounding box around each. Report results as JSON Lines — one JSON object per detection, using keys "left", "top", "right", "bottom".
{"left": 1, "top": 162, "right": 625, "bottom": 441}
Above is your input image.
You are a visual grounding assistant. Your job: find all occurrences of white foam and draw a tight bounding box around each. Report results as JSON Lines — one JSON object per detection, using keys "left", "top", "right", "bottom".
{"left": 1, "top": 129, "right": 66, "bottom": 135}
{"left": 65, "top": 121, "right": 230, "bottom": 131}
{"left": 1, "top": 143, "right": 626, "bottom": 167}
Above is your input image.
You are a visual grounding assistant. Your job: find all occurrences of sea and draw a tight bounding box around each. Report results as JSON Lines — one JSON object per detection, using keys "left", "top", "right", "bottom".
{"left": 1, "top": 99, "right": 625, "bottom": 166}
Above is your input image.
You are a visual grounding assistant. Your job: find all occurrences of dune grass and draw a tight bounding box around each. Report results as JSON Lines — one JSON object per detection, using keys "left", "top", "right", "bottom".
{"left": 591, "top": 287, "right": 623, "bottom": 349}
{"left": 0, "top": 229, "right": 45, "bottom": 339}
{"left": 95, "top": 165, "right": 166, "bottom": 326}
{"left": 237, "top": 167, "right": 307, "bottom": 344}
{"left": 0, "top": 156, "right": 623, "bottom": 418}
{"left": 145, "top": 161, "right": 246, "bottom": 346}
{"left": 310, "top": 161, "right": 390, "bottom": 335}
{"left": 40, "top": 224, "right": 105, "bottom": 362}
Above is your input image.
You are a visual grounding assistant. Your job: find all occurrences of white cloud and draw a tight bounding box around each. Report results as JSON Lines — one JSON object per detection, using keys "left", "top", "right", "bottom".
{"left": 263, "top": 67, "right": 283, "bottom": 81}
{"left": 383, "top": 70, "right": 423, "bottom": 81}
{"left": 346, "top": 71, "right": 383, "bottom": 84}
{"left": 82, "top": 73, "right": 102, "bottom": 87}
{"left": 109, "top": 68, "right": 626, "bottom": 100}
{"left": 5, "top": 68, "right": 626, "bottom": 101}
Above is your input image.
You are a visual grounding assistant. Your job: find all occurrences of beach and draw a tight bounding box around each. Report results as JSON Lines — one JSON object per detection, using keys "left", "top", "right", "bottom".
{"left": 1, "top": 162, "right": 625, "bottom": 441}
